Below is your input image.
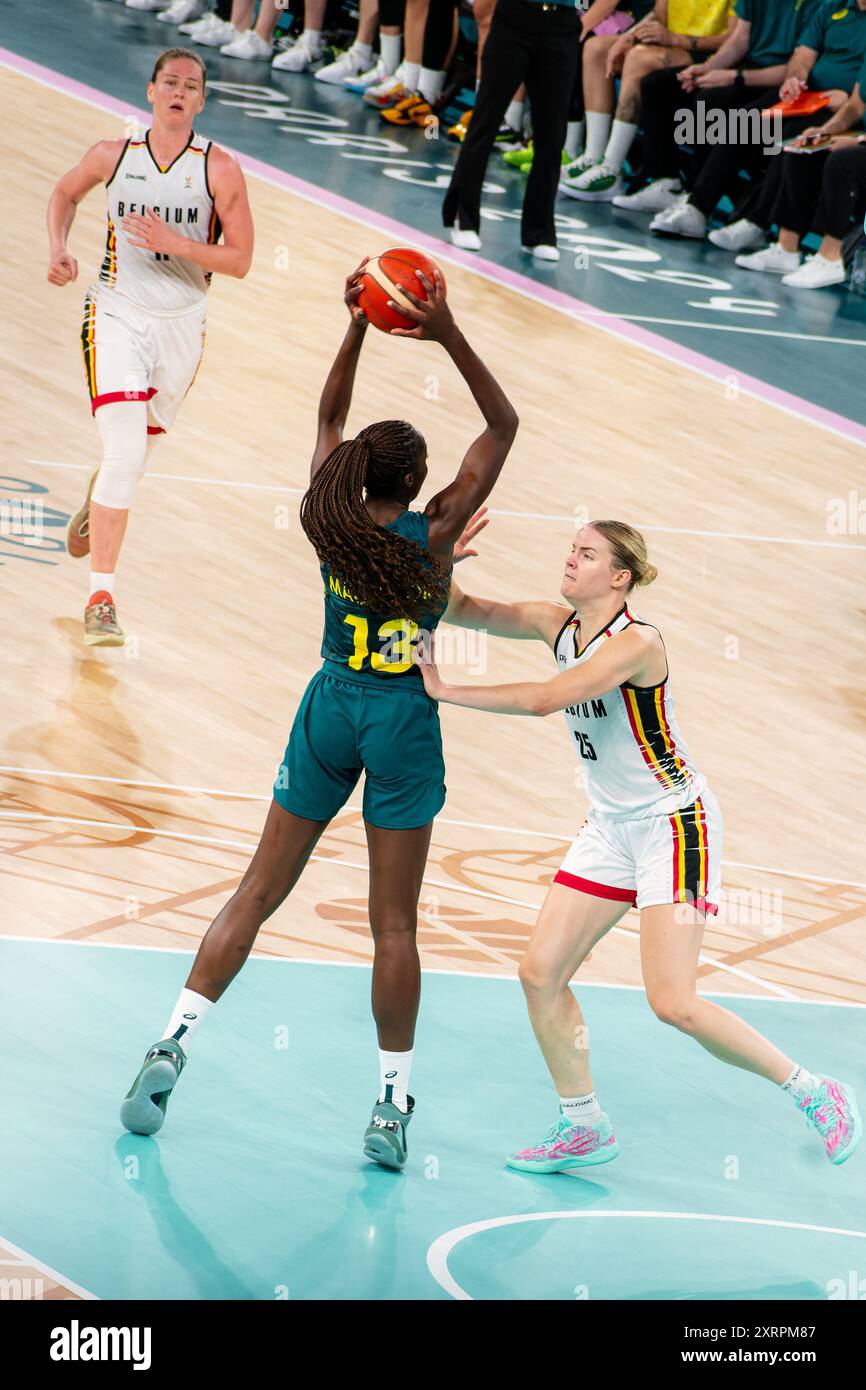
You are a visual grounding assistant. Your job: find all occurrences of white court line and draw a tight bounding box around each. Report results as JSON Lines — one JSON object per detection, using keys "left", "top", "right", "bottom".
{"left": 19, "top": 460, "right": 866, "bottom": 551}
{"left": 0, "top": 1233, "right": 97, "bottom": 1301}
{"left": 0, "top": 808, "right": 798, "bottom": 999}
{"left": 2, "top": 763, "right": 865, "bottom": 892}
{"left": 426, "top": 1211, "right": 866, "bottom": 1301}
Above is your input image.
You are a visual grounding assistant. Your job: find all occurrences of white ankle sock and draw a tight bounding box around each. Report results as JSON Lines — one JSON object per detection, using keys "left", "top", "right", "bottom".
{"left": 302, "top": 28, "right": 323, "bottom": 52}
{"left": 380, "top": 33, "right": 401, "bottom": 74}
{"left": 605, "top": 119, "right": 638, "bottom": 173}
{"left": 378, "top": 1048, "right": 413, "bottom": 1111}
{"left": 89, "top": 571, "right": 115, "bottom": 598}
{"left": 352, "top": 40, "right": 373, "bottom": 64}
{"left": 402, "top": 60, "right": 420, "bottom": 92}
{"left": 585, "top": 110, "right": 612, "bottom": 161}
{"left": 162, "top": 988, "right": 214, "bottom": 1052}
{"left": 505, "top": 98, "right": 524, "bottom": 133}
{"left": 560, "top": 1092, "right": 602, "bottom": 1125}
{"left": 418, "top": 66, "right": 445, "bottom": 103}
{"left": 780, "top": 1064, "right": 821, "bottom": 1100}
{"left": 566, "top": 119, "right": 585, "bottom": 159}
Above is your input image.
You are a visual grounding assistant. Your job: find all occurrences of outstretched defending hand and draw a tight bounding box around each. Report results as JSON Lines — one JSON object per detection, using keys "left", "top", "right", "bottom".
{"left": 453, "top": 506, "right": 490, "bottom": 563}
{"left": 387, "top": 269, "right": 455, "bottom": 341}
{"left": 414, "top": 633, "right": 445, "bottom": 699}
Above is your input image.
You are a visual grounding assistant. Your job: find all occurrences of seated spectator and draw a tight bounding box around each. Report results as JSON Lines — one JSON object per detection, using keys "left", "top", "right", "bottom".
{"left": 709, "top": 0, "right": 866, "bottom": 249}
{"left": 610, "top": 0, "right": 806, "bottom": 234}
{"left": 734, "top": 78, "right": 866, "bottom": 286}
{"left": 560, "top": 0, "right": 737, "bottom": 201}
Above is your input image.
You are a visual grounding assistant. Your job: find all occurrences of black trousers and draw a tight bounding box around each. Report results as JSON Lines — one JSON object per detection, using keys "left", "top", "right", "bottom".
{"left": 772, "top": 141, "right": 866, "bottom": 240}
{"left": 442, "top": 0, "right": 581, "bottom": 246}
{"left": 732, "top": 110, "right": 836, "bottom": 227}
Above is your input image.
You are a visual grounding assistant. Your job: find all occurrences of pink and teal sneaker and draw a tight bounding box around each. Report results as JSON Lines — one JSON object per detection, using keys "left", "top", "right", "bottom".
{"left": 797, "top": 1077, "right": 862, "bottom": 1165}
{"left": 506, "top": 1110, "right": 619, "bottom": 1173}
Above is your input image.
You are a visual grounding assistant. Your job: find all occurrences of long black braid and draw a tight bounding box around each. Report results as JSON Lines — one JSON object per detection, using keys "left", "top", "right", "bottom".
{"left": 300, "top": 420, "right": 450, "bottom": 624}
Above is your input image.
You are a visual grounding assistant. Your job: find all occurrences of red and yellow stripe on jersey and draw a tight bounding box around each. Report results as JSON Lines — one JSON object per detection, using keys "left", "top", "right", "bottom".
{"left": 80, "top": 294, "right": 97, "bottom": 404}
{"left": 620, "top": 682, "right": 690, "bottom": 792}
{"left": 669, "top": 796, "right": 714, "bottom": 912}
{"left": 98, "top": 215, "right": 118, "bottom": 288}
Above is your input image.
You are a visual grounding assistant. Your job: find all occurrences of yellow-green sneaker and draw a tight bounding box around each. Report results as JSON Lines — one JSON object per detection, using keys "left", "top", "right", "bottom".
{"left": 84, "top": 590, "right": 124, "bottom": 647}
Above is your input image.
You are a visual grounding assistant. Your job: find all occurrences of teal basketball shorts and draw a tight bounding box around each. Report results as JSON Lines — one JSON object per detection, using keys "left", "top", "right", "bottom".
{"left": 273, "top": 666, "right": 446, "bottom": 830}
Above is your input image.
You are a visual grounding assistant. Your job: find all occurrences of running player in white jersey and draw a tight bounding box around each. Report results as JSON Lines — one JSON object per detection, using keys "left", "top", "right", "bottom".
{"left": 46, "top": 48, "right": 254, "bottom": 645}
{"left": 417, "top": 519, "right": 861, "bottom": 1169}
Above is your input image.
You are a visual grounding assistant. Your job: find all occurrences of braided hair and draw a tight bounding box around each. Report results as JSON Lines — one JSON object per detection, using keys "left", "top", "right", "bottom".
{"left": 300, "top": 419, "right": 450, "bottom": 624}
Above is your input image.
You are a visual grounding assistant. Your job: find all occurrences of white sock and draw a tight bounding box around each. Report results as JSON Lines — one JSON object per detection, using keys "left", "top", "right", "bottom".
{"left": 302, "top": 28, "right": 323, "bottom": 52}
{"left": 584, "top": 110, "right": 612, "bottom": 162}
{"left": 780, "top": 1064, "right": 822, "bottom": 1101}
{"left": 605, "top": 119, "right": 638, "bottom": 173}
{"left": 380, "top": 32, "right": 401, "bottom": 74}
{"left": 89, "top": 570, "right": 115, "bottom": 598}
{"left": 402, "top": 60, "right": 420, "bottom": 92}
{"left": 378, "top": 1048, "right": 413, "bottom": 1112}
{"left": 560, "top": 1092, "right": 602, "bottom": 1125}
{"left": 418, "top": 65, "right": 445, "bottom": 103}
{"left": 505, "top": 98, "right": 524, "bottom": 133}
{"left": 565, "top": 119, "right": 585, "bottom": 159}
{"left": 352, "top": 39, "right": 373, "bottom": 64}
{"left": 162, "top": 988, "right": 214, "bottom": 1052}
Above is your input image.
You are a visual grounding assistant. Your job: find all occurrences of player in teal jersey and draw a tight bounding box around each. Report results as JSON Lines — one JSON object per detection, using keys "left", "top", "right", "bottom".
{"left": 120, "top": 262, "right": 518, "bottom": 1168}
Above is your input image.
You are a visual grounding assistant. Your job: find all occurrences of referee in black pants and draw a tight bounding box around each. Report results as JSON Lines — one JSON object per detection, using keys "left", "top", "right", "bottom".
{"left": 442, "top": 0, "right": 583, "bottom": 260}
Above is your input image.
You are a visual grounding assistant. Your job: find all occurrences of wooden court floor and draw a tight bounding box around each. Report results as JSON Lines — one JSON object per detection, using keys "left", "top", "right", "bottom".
{"left": 2, "top": 61, "right": 866, "bottom": 1033}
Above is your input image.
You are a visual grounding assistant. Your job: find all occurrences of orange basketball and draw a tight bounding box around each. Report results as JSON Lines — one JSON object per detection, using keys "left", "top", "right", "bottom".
{"left": 357, "top": 248, "right": 446, "bottom": 333}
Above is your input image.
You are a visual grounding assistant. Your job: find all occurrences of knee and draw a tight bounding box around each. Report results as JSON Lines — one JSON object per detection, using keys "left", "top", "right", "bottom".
{"left": 648, "top": 990, "right": 700, "bottom": 1033}
{"left": 622, "top": 47, "right": 657, "bottom": 79}
{"left": 92, "top": 406, "right": 149, "bottom": 508}
{"left": 236, "top": 872, "right": 286, "bottom": 921}
{"left": 371, "top": 910, "right": 417, "bottom": 943}
{"left": 518, "top": 953, "right": 563, "bottom": 998}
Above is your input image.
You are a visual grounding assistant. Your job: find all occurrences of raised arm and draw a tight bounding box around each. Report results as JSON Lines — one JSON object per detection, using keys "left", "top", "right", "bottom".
{"left": 417, "top": 624, "right": 665, "bottom": 715}
{"left": 309, "top": 261, "right": 370, "bottom": 482}
{"left": 47, "top": 139, "right": 123, "bottom": 286}
{"left": 386, "top": 270, "right": 519, "bottom": 555}
{"left": 444, "top": 578, "right": 571, "bottom": 646}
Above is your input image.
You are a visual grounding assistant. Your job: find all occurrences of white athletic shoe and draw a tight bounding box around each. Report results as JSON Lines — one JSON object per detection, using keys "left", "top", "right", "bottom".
{"left": 613, "top": 178, "right": 682, "bottom": 213}
{"left": 522, "top": 244, "right": 560, "bottom": 262}
{"left": 735, "top": 242, "right": 801, "bottom": 274}
{"left": 708, "top": 218, "right": 765, "bottom": 252}
{"left": 192, "top": 17, "right": 238, "bottom": 45}
{"left": 316, "top": 44, "right": 374, "bottom": 86}
{"left": 450, "top": 221, "right": 481, "bottom": 252}
{"left": 156, "top": 0, "right": 204, "bottom": 22}
{"left": 178, "top": 10, "right": 219, "bottom": 35}
{"left": 272, "top": 34, "right": 324, "bottom": 71}
{"left": 650, "top": 197, "right": 707, "bottom": 239}
{"left": 560, "top": 158, "right": 623, "bottom": 202}
{"left": 782, "top": 253, "right": 846, "bottom": 289}
{"left": 220, "top": 29, "right": 274, "bottom": 59}
{"left": 344, "top": 58, "right": 387, "bottom": 92}
{"left": 125, "top": 0, "right": 164, "bottom": 10}
{"left": 364, "top": 64, "right": 406, "bottom": 105}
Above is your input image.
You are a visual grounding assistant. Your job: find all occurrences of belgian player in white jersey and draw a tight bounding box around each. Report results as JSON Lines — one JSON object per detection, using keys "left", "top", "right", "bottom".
{"left": 46, "top": 48, "right": 253, "bottom": 645}
{"left": 418, "top": 519, "right": 861, "bottom": 1169}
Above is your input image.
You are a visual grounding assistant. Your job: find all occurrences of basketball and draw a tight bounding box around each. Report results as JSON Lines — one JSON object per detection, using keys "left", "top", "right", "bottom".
{"left": 357, "top": 248, "right": 446, "bottom": 333}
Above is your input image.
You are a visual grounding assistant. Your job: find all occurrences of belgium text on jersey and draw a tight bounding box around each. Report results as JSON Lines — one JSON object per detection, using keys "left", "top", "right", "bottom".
{"left": 49, "top": 1320, "right": 152, "bottom": 1371}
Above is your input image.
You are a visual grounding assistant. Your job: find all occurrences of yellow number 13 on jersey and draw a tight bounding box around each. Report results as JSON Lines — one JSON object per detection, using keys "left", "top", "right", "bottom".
{"left": 344, "top": 615, "right": 419, "bottom": 673}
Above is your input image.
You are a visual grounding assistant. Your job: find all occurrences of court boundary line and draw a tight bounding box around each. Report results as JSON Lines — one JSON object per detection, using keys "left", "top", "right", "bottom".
{"left": 3, "top": 764, "right": 864, "bottom": 892}
{"left": 0, "top": 1232, "right": 98, "bottom": 1301}
{"left": 2, "top": 933, "right": 859, "bottom": 1006}
{"left": 18, "top": 460, "right": 866, "bottom": 551}
{"left": 1, "top": 45, "right": 865, "bottom": 449}
{"left": 425, "top": 1211, "right": 866, "bottom": 1301}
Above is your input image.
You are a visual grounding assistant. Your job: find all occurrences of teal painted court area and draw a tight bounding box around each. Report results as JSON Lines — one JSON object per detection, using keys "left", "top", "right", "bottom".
{"left": 2, "top": 939, "right": 865, "bottom": 1300}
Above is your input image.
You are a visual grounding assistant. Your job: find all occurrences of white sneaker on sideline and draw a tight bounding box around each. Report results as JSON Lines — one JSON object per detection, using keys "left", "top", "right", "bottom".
{"left": 344, "top": 58, "right": 387, "bottom": 91}
{"left": 125, "top": 0, "right": 164, "bottom": 10}
{"left": 192, "top": 17, "right": 237, "bottom": 45}
{"left": 178, "top": 10, "right": 218, "bottom": 35}
{"left": 220, "top": 29, "right": 273, "bottom": 59}
{"left": 735, "top": 242, "right": 801, "bottom": 274}
{"left": 450, "top": 222, "right": 481, "bottom": 252}
{"left": 522, "top": 244, "right": 559, "bottom": 262}
{"left": 782, "top": 253, "right": 846, "bottom": 289}
{"left": 560, "top": 159, "right": 623, "bottom": 202}
{"left": 650, "top": 198, "right": 707, "bottom": 238}
{"left": 316, "top": 45, "right": 372, "bottom": 85}
{"left": 364, "top": 66, "right": 405, "bottom": 105}
{"left": 613, "top": 178, "right": 682, "bottom": 213}
{"left": 708, "top": 218, "right": 765, "bottom": 252}
{"left": 156, "top": 0, "right": 204, "bottom": 22}
{"left": 272, "top": 34, "right": 324, "bottom": 71}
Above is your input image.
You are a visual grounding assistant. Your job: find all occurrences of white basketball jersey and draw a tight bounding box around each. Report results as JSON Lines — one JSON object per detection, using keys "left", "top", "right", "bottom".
{"left": 554, "top": 604, "right": 706, "bottom": 819}
{"left": 99, "top": 131, "right": 219, "bottom": 311}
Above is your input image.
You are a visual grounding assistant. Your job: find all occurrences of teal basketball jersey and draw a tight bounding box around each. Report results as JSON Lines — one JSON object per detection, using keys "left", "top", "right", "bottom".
{"left": 319, "top": 509, "right": 450, "bottom": 689}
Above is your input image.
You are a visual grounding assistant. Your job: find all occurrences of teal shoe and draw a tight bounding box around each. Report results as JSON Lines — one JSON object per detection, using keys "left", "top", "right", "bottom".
{"left": 507, "top": 1109, "right": 619, "bottom": 1173}
{"left": 120, "top": 1038, "right": 187, "bottom": 1136}
{"left": 797, "top": 1078, "right": 862, "bottom": 1165}
{"left": 363, "top": 1095, "right": 414, "bottom": 1169}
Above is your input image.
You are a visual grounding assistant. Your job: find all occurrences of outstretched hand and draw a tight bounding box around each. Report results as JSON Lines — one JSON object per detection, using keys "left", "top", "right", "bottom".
{"left": 388, "top": 268, "right": 454, "bottom": 341}
{"left": 414, "top": 632, "right": 445, "bottom": 698}
{"left": 345, "top": 257, "right": 370, "bottom": 326}
{"left": 453, "top": 506, "right": 489, "bottom": 563}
